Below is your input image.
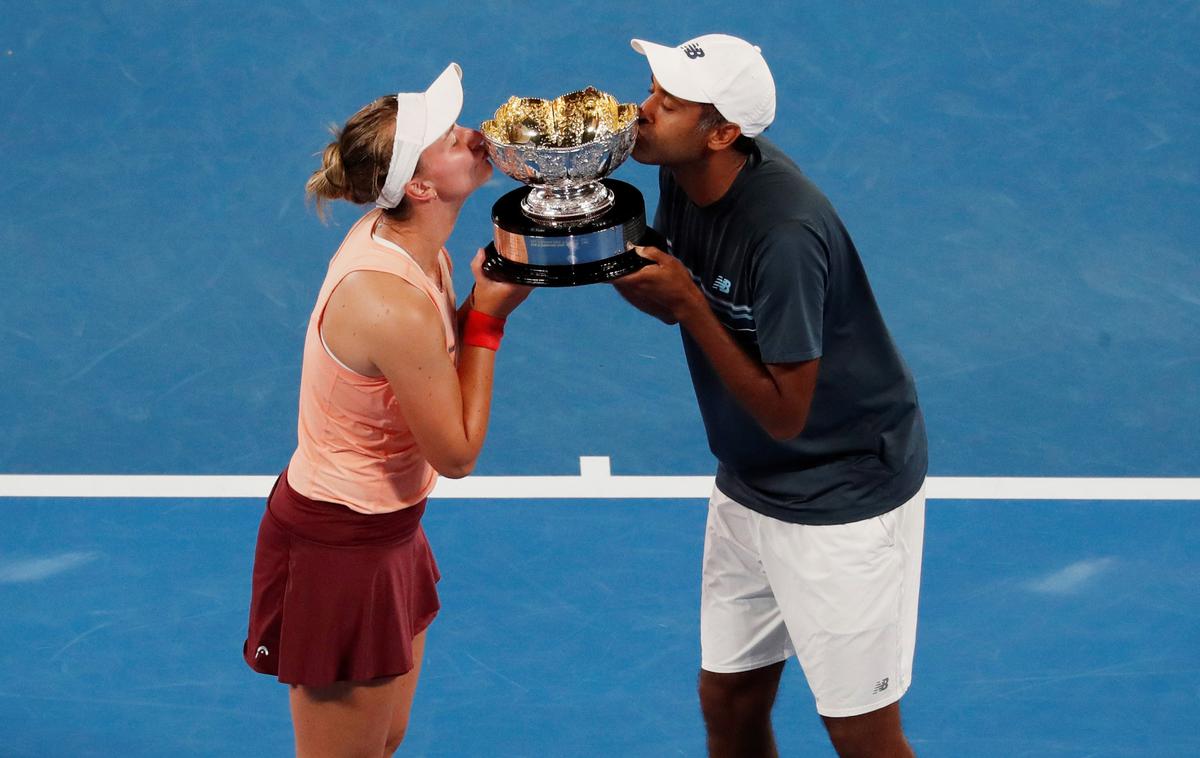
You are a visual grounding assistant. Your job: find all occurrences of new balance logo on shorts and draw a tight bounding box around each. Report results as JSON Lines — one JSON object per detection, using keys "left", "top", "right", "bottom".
{"left": 873, "top": 677, "right": 889, "bottom": 694}
{"left": 681, "top": 43, "right": 705, "bottom": 59}
{"left": 712, "top": 276, "right": 732, "bottom": 294}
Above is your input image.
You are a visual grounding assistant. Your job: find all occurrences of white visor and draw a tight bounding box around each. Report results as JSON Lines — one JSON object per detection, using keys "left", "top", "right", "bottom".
{"left": 376, "top": 62, "right": 464, "bottom": 209}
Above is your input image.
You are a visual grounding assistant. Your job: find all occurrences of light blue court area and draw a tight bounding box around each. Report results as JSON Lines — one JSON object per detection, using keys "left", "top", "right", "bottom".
{"left": 2, "top": 497, "right": 1198, "bottom": 756}
{"left": 2, "top": 1, "right": 1198, "bottom": 756}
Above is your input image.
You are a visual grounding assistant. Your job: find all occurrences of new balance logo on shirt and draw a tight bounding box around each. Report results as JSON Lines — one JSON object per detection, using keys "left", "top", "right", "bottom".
{"left": 680, "top": 264, "right": 755, "bottom": 333}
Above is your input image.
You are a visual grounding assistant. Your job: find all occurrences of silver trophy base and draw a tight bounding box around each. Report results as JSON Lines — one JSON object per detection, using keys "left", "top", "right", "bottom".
{"left": 484, "top": 179, "right": 656, "bottom": 287}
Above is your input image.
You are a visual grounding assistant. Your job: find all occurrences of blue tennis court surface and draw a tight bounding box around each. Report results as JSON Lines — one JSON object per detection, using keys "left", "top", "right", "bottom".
{"left": 2, "top": 1, "right": 1197, "bottom": 756}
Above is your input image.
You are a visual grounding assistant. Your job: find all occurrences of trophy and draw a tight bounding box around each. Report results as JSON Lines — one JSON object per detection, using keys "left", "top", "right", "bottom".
{"left": 480, "top": 87, "right": 662, "bottom": 286}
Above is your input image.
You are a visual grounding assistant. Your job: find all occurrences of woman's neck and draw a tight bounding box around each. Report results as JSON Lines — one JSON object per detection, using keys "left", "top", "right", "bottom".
{"left": 375, "top": 204, "right": 459, "bottom": 280}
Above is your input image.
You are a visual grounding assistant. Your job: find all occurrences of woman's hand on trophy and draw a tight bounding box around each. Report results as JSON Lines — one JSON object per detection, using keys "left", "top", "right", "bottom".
{"left": 613, "top": 245, "right": 704, "bottom": 326}
{"left": 470, "top": 247, "right": 533, "bottom": 318}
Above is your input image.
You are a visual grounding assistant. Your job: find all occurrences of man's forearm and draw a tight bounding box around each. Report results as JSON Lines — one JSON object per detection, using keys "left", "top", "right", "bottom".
{"left": 677, "top": 300, "right": 800, "bottom": 440}
{"left": 613, "top": 282, "right": 679, "bottom": 325}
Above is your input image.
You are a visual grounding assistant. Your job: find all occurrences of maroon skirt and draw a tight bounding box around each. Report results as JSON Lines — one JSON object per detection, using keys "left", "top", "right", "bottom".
{"left": 243, "top": 469, "right": 440, "bottom": 687}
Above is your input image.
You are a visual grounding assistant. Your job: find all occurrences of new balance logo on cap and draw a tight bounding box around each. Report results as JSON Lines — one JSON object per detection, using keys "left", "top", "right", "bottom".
{"left": 681, "top": 43, "right": 705, "bottom": 59}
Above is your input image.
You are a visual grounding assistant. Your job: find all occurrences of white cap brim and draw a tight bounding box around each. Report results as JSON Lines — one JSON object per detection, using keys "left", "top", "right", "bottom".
{"left": 630, "top": 39, "right": 711, "bottom": 104}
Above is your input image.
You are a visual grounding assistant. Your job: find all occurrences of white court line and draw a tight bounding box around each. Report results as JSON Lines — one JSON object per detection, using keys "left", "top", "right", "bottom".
{"left": 0, "top": 457, "right": 1197, "bottom": 500}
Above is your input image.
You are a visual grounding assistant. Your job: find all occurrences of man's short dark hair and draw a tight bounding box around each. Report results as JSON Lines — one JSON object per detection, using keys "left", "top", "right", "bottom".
{"left": 697, "top": 103, "right": 757, "bottom": 154}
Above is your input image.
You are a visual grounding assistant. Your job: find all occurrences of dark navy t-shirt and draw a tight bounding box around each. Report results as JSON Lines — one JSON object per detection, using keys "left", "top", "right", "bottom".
{"left": 654, "top": 137, "right": 927, "bottom": 525}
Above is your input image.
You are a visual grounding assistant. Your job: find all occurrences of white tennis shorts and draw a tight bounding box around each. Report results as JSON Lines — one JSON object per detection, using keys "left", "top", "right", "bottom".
{"left": 700, "top": 483, "right": 926, "bottom": 718}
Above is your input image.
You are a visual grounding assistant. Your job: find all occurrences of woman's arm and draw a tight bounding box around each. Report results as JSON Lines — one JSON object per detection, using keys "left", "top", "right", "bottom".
{"left": 335, "top": 251, "right": 528, "bottom": 478}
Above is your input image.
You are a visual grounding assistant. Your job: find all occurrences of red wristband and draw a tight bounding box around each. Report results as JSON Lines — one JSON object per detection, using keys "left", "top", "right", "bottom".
{"left": 462, "top": 309, "right": 506, "bottom": 351}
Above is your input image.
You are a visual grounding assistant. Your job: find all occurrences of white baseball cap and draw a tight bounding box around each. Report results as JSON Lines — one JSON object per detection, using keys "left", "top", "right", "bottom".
{"left": 376, "top": 62, "right": 464, "bottom": 209}
{"left": 630, "top": 34, "right": 775, "bottom": 137}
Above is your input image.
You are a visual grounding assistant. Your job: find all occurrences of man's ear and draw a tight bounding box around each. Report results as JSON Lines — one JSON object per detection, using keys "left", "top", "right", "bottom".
{"left": 707, "top": 122, "right": 743, "bottom": 151}
{"left": 404, "top": 178, "right": 438, "bottom": 203}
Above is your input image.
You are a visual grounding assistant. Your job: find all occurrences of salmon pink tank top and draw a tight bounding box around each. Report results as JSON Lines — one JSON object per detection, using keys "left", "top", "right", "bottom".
{"left": 286, "top": 209, "right": 457, "bottom": 514}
